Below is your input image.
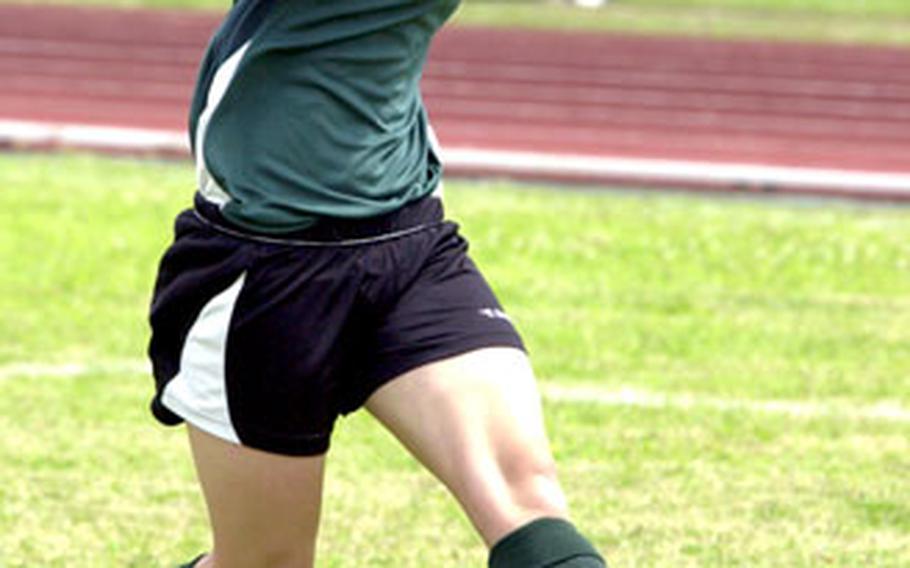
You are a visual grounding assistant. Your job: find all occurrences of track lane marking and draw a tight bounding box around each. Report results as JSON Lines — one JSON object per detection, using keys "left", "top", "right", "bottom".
{"left": 541, "top": 384, "right": 910, "bottom": 423}
{"left": 2, "top": 119, "right": 909, "bottom": 199}
{"left": 1, "top": 359, "right": 907, "bottom": 423}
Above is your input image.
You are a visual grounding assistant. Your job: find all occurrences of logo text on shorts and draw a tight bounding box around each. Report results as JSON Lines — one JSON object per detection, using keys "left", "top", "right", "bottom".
{"left": 478, "top": 307, "right": 511, "bottom": 322}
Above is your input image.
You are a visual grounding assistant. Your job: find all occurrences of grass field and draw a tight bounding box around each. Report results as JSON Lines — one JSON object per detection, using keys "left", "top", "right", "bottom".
{"left": 0, "top": 153, "right": 907, "bottom": 566}
{"left": 6, "top": 0, "right": 910, "bottom": 45}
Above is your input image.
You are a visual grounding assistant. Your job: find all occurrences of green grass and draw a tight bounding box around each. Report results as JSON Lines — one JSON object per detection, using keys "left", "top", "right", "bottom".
{"left": 8, "top": 0, "right": 910, "bottom": 45}
{"left": 454, "top": 1, "right": 910, "bottom": 45}
{"left": 0, "top": 153, "right": 908, "bottom": 566}
{"left": 623, "top": 0, "right": 910, "bottom": 18}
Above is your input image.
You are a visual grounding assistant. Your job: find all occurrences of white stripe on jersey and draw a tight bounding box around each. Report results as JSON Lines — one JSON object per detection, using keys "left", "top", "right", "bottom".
{"left": 195, "top": 42, "right": 251, "bottom": 207}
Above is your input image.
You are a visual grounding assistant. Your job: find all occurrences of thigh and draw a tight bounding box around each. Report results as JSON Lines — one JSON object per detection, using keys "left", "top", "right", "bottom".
{"left": 365, "top": 347, "right": 568, "bottom": 547}
{"left": 187, "top": 426, "right": 326, "bottom": 568}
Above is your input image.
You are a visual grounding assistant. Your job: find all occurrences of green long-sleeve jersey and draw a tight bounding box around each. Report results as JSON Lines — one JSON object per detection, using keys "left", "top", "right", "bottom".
{"left": 189, "top": 0, "right": 459, "bottom": 233}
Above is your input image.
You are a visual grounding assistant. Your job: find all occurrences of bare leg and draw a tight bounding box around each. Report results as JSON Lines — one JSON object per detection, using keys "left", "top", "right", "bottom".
{"left": 365, "top": 347, "right": 570, "bottom": 547}
{"left": 186, "top": 426, "right": 326, "bottom": 568}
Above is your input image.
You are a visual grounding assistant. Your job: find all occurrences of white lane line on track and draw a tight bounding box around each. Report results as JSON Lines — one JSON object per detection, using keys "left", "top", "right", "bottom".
{"left": 443, "top": 148, "right": 910, "bottom": 196}
{"left": 0, "top": 359, "right": 149, "bottom": 380}
{"left": 541, "top": 384, "right": 910, "bottom": 423}
{"left": 1, "top": 359, "right": 907, "bottom": 423}
{"left": 2, "top": 119, "right": 909, "bottom": 199}
{"left": 0, "top": 119, "right": 188, "bottom": 151}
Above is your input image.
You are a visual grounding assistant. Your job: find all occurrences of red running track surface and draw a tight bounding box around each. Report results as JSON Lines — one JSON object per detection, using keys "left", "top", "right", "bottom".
{"left": 2, "top": 4, "right": 910, "bottom": 196}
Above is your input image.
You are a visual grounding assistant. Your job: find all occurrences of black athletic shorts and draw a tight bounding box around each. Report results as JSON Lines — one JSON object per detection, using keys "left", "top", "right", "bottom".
{"left": 147, "top": 193, "right": 524, "bottom": 456}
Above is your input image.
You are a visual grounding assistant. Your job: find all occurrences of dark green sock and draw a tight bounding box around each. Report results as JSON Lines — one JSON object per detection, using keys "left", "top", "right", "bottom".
{"left": 488, "top": 517, "right": 606, "bottom": 568}
{"left": 178, "top": 553, "right": 206, "bottom": 568}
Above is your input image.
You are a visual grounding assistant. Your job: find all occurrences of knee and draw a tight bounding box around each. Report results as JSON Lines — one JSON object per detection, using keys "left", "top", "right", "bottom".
{"left": 261, "top": 550, "right": 314, "bottom": 568}
{"left": 500, "top": 446, "right": 569, "bottom": 518}
{"left": 461, "top": 447, "right": 570, "bottom": 546}
{"left": 209, "top": 546, "right": 315, "bottom": 568}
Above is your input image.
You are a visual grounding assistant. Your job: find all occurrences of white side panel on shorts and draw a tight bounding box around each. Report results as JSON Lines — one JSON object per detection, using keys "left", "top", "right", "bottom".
{"left": 195, "top": 41, "right": 252, "bottom": 207}
{"left": 162, "top": 272, "right": 247, "bottom": 445}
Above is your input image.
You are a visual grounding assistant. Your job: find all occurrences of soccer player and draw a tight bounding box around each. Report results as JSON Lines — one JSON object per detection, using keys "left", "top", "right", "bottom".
{"left": 147, "top": 1, "right": 606, "bottom": 566}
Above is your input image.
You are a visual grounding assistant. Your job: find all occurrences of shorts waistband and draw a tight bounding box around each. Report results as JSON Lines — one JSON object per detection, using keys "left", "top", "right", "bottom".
{"left": 193, "top": 193, "right": 445, "bottom": 246}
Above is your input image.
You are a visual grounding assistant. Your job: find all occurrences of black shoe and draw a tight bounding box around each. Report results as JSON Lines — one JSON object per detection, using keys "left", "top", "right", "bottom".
{"left": 178, "top": 553, "right": 206, "bottom": 568}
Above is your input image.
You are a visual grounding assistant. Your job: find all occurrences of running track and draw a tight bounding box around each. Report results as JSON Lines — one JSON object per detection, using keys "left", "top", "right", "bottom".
{"left": 1, "top": 4, "right": 909, "bottom": 200}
